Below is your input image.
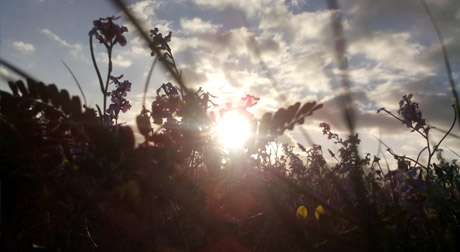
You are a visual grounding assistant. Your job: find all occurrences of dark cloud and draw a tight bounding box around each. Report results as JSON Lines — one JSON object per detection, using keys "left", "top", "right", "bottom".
{"left": 371, "top": 77, "right": 458, "bottom": 130}
{"left": 310, "top": 91, "right": 405, "bottom": 134}
{"left": 181, "top": 66, "right": 208, "bottom": 87}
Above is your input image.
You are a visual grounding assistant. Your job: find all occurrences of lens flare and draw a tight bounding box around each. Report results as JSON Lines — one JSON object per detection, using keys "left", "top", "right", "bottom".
{"left": 215, "top": 110, "right": 252, "bottom": 151}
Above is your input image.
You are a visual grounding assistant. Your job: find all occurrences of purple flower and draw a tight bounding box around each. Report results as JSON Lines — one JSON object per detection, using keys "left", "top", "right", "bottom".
{"left": 398, "top": 94, "right": 427, "bottom": 132}
{"left": 107, "top": 75, "right": 132, "bottom": 120}
{"left": 90, "top": 16, "right": 128, "bottom": 47}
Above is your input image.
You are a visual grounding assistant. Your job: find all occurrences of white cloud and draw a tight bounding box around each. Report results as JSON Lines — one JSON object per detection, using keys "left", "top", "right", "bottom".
{"left": 112, "top": 55, "right": 133, "bottom": 68}
{"left": 96, "top": 53, "right": 133, "bottom": 69}
{"left": 180, "top": 18, "right": 221, "bottom": 34}
{"left": 349, "top": 32, "right": 431, "bottom": 76}
{"left": 124, "top": 0, "right": 170, "bottom": 31}
{"left": 12, "top": 41, "right": 36, "bottom": 54}
{"left": 194, "top": 0, "right": 263, "bottom": 17}
{"left": 128, "top": 0, "right": 158, "bottom": 23}
{"left": 40, "top": 28, "right": 83, "bottom": 59}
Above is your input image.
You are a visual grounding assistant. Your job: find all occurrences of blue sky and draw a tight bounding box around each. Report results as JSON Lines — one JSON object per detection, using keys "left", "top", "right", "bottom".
{"left": 1, "top": 0, "right": 459, "bottom": 160}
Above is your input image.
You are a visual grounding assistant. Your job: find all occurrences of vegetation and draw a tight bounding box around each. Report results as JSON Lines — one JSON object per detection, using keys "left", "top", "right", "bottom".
{"left": 1, "top": 10, "right": 459, "bottom": 252}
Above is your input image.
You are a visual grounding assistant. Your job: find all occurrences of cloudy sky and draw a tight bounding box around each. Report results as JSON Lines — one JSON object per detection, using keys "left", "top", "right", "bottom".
{"left": 1, "top": 0, "right": 459, "bottom": 161}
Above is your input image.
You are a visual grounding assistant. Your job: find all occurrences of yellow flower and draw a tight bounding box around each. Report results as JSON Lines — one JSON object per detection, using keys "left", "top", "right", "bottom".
{"left": 315, "top": 205, "right": 325, "bottom": 220}
{"left": 296, "top": 205, "right": 308, "bottom": 219}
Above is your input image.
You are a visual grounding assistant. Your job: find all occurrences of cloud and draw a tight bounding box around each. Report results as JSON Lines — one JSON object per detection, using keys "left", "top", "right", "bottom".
{"left": 349, "top": 32, "right": 431, "bottom": 76}
{"left": 128, "top": 0, "right": 159, "bottom": 23}
{"left": 342, "top": 0, "right": 460, "bottom": 69}
{"left": 180, "top": 66, "right": 208, "bottom": 87}
{"left": 40, "top": 28, "right": 83, "bottom": 59}
{"left": 12, "top": 41, "right": 36, "bottom": 54}
{"left": 112, "top": 55, "right": 133, "bottom": 68}
{"left": 96, "top": 53, "right": 132, "bottom": 68}
{"left": 193, "top": 0, "right": 263, "bottom": 17}
{"left": 309, "top": 91, "right": 404, "bottom": 135}
{"left": 180, "top": 17, "right": 221, "bottom": 34}
{"left": 124, "top": 0, "right": 170, "bottom": 32}
{"left": 369, "top": 77, "right": 457, "bottom": 130}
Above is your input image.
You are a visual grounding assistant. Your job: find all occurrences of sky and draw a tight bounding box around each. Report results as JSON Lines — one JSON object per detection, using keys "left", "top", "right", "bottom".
{"left": 1, "top": 0, "right": 460, "bottom": 162}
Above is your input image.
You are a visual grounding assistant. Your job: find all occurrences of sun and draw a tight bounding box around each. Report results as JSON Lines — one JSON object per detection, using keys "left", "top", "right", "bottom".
{"left": 214, "top": 110, "right": 252, "bottom": 151}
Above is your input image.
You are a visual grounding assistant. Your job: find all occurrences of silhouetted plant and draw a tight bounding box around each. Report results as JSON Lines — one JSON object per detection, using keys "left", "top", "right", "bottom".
{"left": 378, "top": 94, "right": 457, "bottom": 177}
{"left": 1, "top": 13, "right": 460, "bottom": 252}
{"left": 89, "top": 16, "right": 131, "bottom": 122}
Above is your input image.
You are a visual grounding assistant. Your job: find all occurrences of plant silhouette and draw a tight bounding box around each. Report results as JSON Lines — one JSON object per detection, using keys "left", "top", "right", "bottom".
{"left": 0, "top": 10, "right": 459, "bottom": 252}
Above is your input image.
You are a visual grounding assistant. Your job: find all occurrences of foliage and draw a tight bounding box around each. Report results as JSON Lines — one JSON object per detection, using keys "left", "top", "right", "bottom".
{"left": 0, "top": 16, "right": 459, "bottom": 252}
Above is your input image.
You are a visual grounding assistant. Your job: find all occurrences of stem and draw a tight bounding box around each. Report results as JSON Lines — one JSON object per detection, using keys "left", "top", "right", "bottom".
{"left": 416, "top": 146, "right": 428, "bottom": 166}
{"left": 103, "top": 46, "right": 113, "bottom": 114}
{"left": 432, "top": 105, "right": 458, "bottom": 156}
{"left": 376, "top": 137, "right": 429, "bottom": 171}
{"left": 380, "top": 108, "right": 426, "bottom": 138}
{"left": 425, "top": 105, "right": 457, "bottom": 176}
{"left": 426, "top": 130, "right": 432, "bottom": 170}
{"left": 89, "top": 35, "right": 105, "bottom": 108}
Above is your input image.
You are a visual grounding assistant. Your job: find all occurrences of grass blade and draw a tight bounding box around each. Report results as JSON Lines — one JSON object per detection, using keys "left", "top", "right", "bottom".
{"left": 420, "top": 0, "right": 460, "bottom": 129}
{"left": 62, "top": 60, "right": 88, "bottom": 106}
{"left": 108, "top": 0, "right": 189, "bottom": 94}
{"left": 142, "top": 56, "right": 158, "bottom": 108}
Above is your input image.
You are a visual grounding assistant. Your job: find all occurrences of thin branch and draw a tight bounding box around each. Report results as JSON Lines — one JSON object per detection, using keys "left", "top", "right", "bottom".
{"left": 374, "top": 136, "right": 428, "bottom": 170}
{"left": 379, "top": 108, "right": 427, "bottom": 138}
{"left": 416, "top": 146, "right": 428, "bottom": 166}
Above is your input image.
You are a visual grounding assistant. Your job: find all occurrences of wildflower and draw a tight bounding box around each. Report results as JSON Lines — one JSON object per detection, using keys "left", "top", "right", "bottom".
{"left": 149, "top": 27, "right": 172, "bottom": 54}
{"left": 398, "top": 94, "right": 427, "bottom": 132}
{"left": 90, "top": 16, "right": 128, "bottom": 47}
{"left": 296, "top": 205, "right": 308, "bottom": 219}
{"left": 107, "top": 75, "right": 132, "bottom": 120}
{"left": 314, "top": 205, "right": 325, "bottom": 220}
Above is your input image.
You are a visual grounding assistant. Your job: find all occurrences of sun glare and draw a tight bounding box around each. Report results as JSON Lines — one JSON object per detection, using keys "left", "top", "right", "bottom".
{"left": 215, "top": 110, "right": 252, "bottom": 151}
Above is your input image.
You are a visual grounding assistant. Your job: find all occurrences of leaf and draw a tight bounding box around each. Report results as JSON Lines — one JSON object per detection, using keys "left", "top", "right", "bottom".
{"left": 60, "top": 90, "right": 72, "bottom": 114}
{"left": 286, "top": 102, "right": 300, "bottom": 122}
{"left": 8, "top": 81, "right": 19, "bottom": 96}
{"left": 310, "top": 103, "right": 323, "bottom": 115}
{"left": 259, "top": 112, "right": 272, "bottom": 134}
{"left": 70, "top": 96, "right": 82, "bottom": 116}
{"left": 47, "top": 84, "right": 60, "bottom": 106}
{"left": 272, "top": 107, "right": 288, "bottom": 131}
{"left": 16, "top": 80, "right": 28, "bottom": 97}
{"left": 297, "top": 102, "right": 315, "bottom": 117}
{"left": 27, "top": 79, "right": 39, "bottom": 98}
{"left": 296, "top": 205, "right": 308, "bottom": 219}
